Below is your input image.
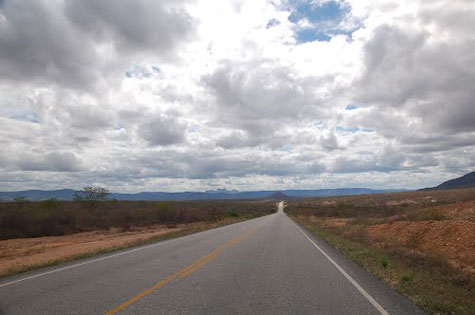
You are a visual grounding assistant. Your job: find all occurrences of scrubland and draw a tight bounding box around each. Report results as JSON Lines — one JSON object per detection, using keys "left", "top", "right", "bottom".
{"left": 0, "top": 199, "right": 275, "bottom": 277}
{"left": 286, "top": 188, "right": 475, "bottom": 315}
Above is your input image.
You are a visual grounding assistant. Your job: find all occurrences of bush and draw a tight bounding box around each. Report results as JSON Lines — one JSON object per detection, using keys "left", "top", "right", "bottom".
{"left": 407, "top": 209, "right": 447, "bottom": 221}
{"left": 14, "top": 196, "right": 28, "bottom": 209}
{"left": 227, "top": 211, "right": 239, "bottom": 217}
{"left": 0, "top": 200, "right": 276, "bottom": 239}
{"left": 42, "top": 198, "right": 60, "bottom": 209}
{"left": 73, "top": 186, "right": 110, "bottom": 209}
{"left": 381, "top": 257, "right": 389, "bottom": 269}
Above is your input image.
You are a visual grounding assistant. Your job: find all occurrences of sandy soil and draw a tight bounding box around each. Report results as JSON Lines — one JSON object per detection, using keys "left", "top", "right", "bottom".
{"left": 322, "top": 218, "right": 353, "bottom": 228}
{"left": 321, "top": 200, "right": 337, "bottom": 206}
{"left": 366, "top": 220, "right": 475, "bottom": 272}
{"left": 386, "top": 199, "right": 418, "bottom": 206}
{"left": 299, "top": 199, "right": 475, "bottom": 274}
{"left": 0, "top": 224, "right": 190, "bottom": 277}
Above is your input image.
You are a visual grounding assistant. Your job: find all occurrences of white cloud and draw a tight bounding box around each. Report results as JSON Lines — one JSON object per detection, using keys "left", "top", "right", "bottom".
{"left": 0, "top": 0, "right": 474, "bottom": 192}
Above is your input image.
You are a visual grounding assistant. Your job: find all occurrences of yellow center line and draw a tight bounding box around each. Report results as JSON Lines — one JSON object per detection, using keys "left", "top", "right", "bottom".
{"left": 105, "top": 223, "right": 262, "bottom": 315}
{"left": 178, "top": 251, "right": 222, "bottom": 279}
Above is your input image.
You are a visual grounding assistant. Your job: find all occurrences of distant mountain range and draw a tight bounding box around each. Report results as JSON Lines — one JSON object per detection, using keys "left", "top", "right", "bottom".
{"left": 0, "top": 188, "right": 405, "bottom": 201}
{"left": 430, "top": 171, "right": 475, "bottom": 190}
{"left": 4, "top": 172, "right": 473, "bottom": 201}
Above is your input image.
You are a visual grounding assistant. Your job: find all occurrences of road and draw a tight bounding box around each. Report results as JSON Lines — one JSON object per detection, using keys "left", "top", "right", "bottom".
{"left": 0, "top": 202, "right": 423, "bottom": 314}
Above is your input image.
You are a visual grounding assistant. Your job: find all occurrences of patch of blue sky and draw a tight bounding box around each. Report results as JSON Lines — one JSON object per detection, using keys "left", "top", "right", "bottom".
{"left": 114, "top": 123, "right": 124, "bottom": 131}
{"left": 336, "top": 126, "right": 375, "bottom": 133}
{"left": 336, "top": 126, "right": 358, "bottom": 132}
{"left": 295, "top": 28, "right": 331, "bottom": 42}
{"left": 288, "top": 1, "right": 345, "bottom": 24}
{"left": 361, "top": 127, "right": 375, "bottom": 132}
{"left": 314, "top": 121, "right": 325, "bottom": 129}
{"left": 288, "top": 0, "right": 353, "bottom": 43}
{"left": 125, "top": 65, "right": 162, "bottom": 79}
{"left": 9, "top": 112, "right": 40, "bottom": 123}
{"left": 345, "top": 104, "right": 358, "bottom": 110}
{"left": 277, "top": 144, "right": 293, "bottom": 152}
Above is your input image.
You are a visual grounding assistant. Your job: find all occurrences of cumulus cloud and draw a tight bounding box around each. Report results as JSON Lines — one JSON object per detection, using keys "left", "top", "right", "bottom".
{"left": 0, "top": 0, "right": 100, "bottom": 88}
{"left": 203, "top": 58, "right": 335, "bottom": 148}
{"left": 349, "top": 0, "right": 475, "bottom": 138}
{"left": 64, "top": 0, "right": 194, "bottom": 56}
{"left": 356, "top": 25, "right": 475, "bottom": 135}
{"left": 319, "top": 129, "right": 339, "bottom": 151}
{"left": 139, "top": 116, "right": 187, "bottom": 146}
{"left": 3, "top": 151, "right": 83, "bottom": 172}
{"left": 0, "top": 0, "right": 194, "bottom": 89}
{"left": 0, "top": 0, "right": 474, "bottom": 192}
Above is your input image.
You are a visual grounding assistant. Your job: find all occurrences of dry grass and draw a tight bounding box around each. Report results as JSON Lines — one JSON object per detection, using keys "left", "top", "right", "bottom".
{"left": 286, "top": 187, "right": 475, "bottom": 315}
{"left": 0, "top": 218, "right": 243, "bottom": 278}
{"left": 366, "top": 220, "right": 475, "bottom": 272}
{"left": 0, "top": 199, "right": 277, "bottom": 278}
{"left": 0, "top": 199, "right": 276, "bottom": 239}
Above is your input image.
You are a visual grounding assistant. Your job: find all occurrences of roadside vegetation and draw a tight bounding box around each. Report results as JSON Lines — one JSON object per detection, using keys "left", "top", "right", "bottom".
{"left": 0, "top": 189, "right": 276, "bottom": 277}
{"left": 286, "top": 188, "right": 475, "bottom": 315}
{"left": 0, "top": 187, "right": 276, "bottom": 239}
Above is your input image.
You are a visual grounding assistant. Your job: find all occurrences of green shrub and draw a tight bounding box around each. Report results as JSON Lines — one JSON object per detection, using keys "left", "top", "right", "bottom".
{"left": 227, "top": 211, "right": 239, "bottom": 217}
{"left": 14, "top": 196, "right": 28, "bottom": 209}
{"left": 407, "top": 209, "right": 447, "bottom": 221}
{"left": 42, "top": 198, "right": 60, "bottom": 209}
{"left": 381, "top": 256, "right": 389, "bottom": 269}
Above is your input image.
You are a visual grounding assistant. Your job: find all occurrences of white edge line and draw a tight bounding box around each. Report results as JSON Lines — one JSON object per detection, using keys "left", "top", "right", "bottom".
{"left": 0, "top": 215, "right": 267, "bottom": 289}
{"left": 292, "top": 220, "right": 390, "bottom": 315}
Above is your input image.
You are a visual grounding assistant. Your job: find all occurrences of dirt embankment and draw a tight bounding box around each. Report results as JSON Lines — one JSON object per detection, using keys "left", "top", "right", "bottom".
{"left": 366, "top": 220, "right": 475, "bottom": 271}
{"left": 415, "top": 200, "right": 475, "bottom": 220}
{"left": 288, "top": 190, "right": 475, "bottom": 315}
{"left": 0, "top": 221, "right": 229, "bottom": 278}
{"left": 303, "top": 200, "right": 475, "bottom": 274}
{"left": 365, "top": 200, "right": 475, "bottom": 273}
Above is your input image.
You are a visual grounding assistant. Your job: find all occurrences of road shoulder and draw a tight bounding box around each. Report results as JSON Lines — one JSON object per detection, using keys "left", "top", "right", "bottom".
{"left": 288, "top": 215, "right": 425, "bottom": 315}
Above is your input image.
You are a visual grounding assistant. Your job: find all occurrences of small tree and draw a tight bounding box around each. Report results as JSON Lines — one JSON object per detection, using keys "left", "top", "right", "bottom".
{"left": 73, "top": 186, "right": 110, "bottom": 209}
{"left": 14, "top": 196, "right": 28, "bottom": 209}
{"left": 43, "top": 198, "right": 60, "bottom": 209}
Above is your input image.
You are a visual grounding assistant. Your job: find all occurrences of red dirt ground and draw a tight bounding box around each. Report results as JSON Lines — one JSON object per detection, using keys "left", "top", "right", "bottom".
{"left": 366, "top": 220, "right": 475, "bottom": 272}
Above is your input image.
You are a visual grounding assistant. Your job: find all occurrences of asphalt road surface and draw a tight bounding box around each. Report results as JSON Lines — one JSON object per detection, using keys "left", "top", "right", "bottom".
{"left": 0, "top": 202, "right": 424, "bottom": 314}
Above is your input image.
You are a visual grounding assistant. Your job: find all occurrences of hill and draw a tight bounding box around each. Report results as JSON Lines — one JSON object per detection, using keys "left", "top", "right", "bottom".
{"left": 0, "top": 188, "right": 406, "bottom": 201}
{"left": 266, "top": 191, "right": 288, "bottom": 200}
{"left": 432, "top": 171, "right": 475, "bottom": 190}
{"left": 0, "top": 189, "right": 76, "bottom": 201}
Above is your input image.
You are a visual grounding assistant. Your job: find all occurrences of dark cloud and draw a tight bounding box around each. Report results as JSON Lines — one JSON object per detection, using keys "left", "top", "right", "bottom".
{"left": 400, "top": 134, "right": 475, "bottom": 153}
{"left": 0, "top": 0, "right": 100, "bottom": 88}
{"left": 9, "top": 151, "right": 83, "bottom": 172}
{"left": 64, "top": 0, "right": 194, "bottom": 56}
{"left": 319, "top": 129, "right": 339, "bottom": 151}
{"left": 203, "top": 59, "right": 332, "bottom": 138}
{"left": 0, "top": 0, "right": 194, "bottom": 89}
{"left": 0, "top": 0, "right": 474, "bottom": 192}
{"left": 129, "top": 149, "right": 326, "bottom": 179}
{"left": 139, "top": 116, "right": 186, "bottom": 146}
{"left": 332, "top": 146, "right": 407, "bottom": 174}
{"left": 355, "top": 21, "right": 475, "bottom": 137}
{"left": 215, "top": 129, "right": 305, "bottom": 150}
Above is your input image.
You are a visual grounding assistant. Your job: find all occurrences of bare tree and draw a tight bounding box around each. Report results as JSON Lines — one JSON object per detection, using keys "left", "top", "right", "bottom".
{"left": 73, "top": 186, "right": 110, "bottom": 209}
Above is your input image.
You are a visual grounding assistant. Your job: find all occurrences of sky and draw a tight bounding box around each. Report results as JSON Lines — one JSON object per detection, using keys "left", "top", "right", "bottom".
{"left": 1, "top": 0, "right": 475, "bottom": 193}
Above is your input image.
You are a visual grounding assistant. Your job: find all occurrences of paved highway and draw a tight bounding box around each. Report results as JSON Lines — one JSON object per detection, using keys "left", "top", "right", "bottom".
{"left": 0, "top": 202, "right": 423, "bottom": 314}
